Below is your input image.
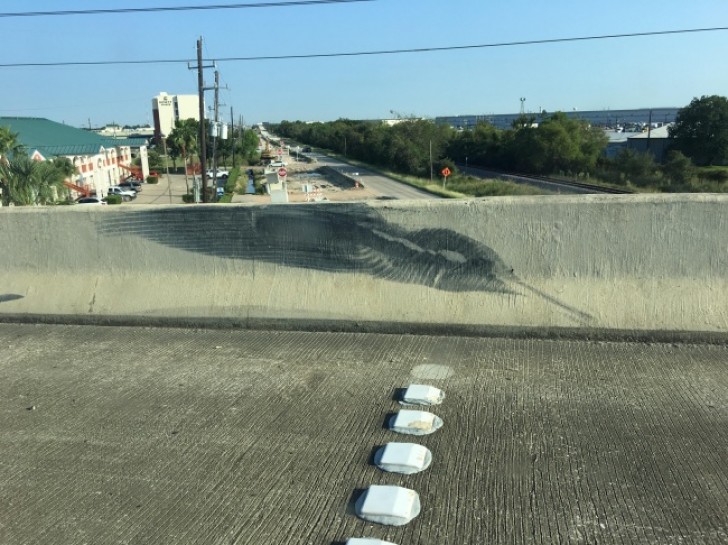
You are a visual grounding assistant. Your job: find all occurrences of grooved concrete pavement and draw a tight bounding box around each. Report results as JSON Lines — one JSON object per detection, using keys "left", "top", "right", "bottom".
{"left": 1, "top": 324, "right": 726, "bottom": 545}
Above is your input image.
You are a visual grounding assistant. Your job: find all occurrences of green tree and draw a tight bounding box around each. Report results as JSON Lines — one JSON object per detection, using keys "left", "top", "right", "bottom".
{"left": 661, "top": 150, "right": 695, "bottom": 189}
{"left": 147, "top": 149, "right": 163, "bottom": 170}
{"left": 612, "top": 149, "right": 659, "bottom": 186}
{"left": 165, "top": 138, "right": 179, "bottom": 170}
{"left": 0, "top": 126, "right": 23, "bottom": 158}
{"left": 669, "top": 95, "right": 728, "bottom": 166}
{"left": 214, "top": 125, "right": 259, "bottom": 167}
{"left": 167, "top": 118, "right": 199, "bottom": 192}
{"left": 502, "top": 112, "right": 607, "bottom": 175}
{"left": 240, "top": 128, "right": 261, "bottom": 164}
{"left": 0, "top": 153, "right": 71, "bottom": 206}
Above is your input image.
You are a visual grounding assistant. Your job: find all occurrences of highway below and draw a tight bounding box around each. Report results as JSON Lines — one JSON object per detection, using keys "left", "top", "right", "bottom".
{"left": 308, "top": 152, "right": 438, "bottom": 200}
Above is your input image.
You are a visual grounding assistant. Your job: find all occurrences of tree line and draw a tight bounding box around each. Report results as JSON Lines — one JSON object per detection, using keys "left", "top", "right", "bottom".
{"left": 275, "top": 112, "right": 609, "bottom": 179}
{"left": 274, "top": 95, "right": 728, "bottom": 191}
{"left": 163, "top": 118, "right": 260, "bottom": 172}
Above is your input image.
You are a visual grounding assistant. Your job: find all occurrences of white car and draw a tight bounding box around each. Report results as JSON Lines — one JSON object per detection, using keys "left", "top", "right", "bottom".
{"left": 269, "top": 161, "right": 287, "bottom": 168}
{"left": 206, "top": 169, "right": 229, "bottom": 179}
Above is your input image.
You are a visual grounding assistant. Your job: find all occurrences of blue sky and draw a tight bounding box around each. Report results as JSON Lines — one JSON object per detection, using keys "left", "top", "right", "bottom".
{"left": 1, "top": 0, "right": 727, "bottom": 127}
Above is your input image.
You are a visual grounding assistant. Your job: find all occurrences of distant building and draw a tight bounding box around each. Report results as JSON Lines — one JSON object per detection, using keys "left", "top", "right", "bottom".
{"left": 381, "top": 118, "right": 419, "bottom": 127}
{"left": 626, "top": 125, "right": 673, "bottom": 162}
{"left": 0, "top": 117, "right": 144, "bottom": 198}
{"left": 92, "top": 125, "right": 155, "bottom": 142}
{"left": 152, "top": 92, "right": 201, "bottom": 140}
{"left": 436, "top": 108, "right": 680, "bottom": 131}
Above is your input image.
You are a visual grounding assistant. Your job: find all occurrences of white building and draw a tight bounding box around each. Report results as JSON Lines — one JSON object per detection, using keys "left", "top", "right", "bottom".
{"left": 152, "top": 92, "right": 201, "bottom": 140}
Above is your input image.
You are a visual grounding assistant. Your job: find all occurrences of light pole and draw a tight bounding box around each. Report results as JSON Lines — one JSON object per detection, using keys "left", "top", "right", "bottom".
{"left": 162, "top": 137, "right": 172, "bottom": 204}
{"left": 465, "top": 156, "right": 468, "bottom": 175}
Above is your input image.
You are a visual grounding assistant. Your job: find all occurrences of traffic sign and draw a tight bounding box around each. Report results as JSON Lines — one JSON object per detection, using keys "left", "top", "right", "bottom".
{"left": 278, "top": 167, "right": 287, "bottom": 177}
{"left": 441, "top": 167, "right": 451, "bottom": 177}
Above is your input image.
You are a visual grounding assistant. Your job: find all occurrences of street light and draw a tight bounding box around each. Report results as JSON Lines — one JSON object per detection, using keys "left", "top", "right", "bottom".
{"left": 162, "top": 137, "right": 172, "bottom": 204}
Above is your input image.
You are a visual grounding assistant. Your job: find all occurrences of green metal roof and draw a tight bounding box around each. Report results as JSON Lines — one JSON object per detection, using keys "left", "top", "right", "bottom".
{"left": 0, "top": 117, "right": 132, "bottom": 157}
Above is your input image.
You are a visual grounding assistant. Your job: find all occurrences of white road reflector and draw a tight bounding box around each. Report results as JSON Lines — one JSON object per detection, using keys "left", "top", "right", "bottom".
{"left": 345, "top": 539, "right": 399, "bottom": 545}
{"left": 389, "top": 409, "right": 443, "bottom": 436}
{"left": 355, "top": 485, "right": 421, "bottom": 526}
{"left": 374, "top": 442, "right": 432, "bottom": 474}
{"left": 400, "top": 384, "right": 445, "bottom": 406}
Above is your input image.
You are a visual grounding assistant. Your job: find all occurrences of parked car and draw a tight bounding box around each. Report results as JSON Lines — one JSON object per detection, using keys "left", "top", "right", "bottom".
{"left": 107, "top": 186, "right": 136, "bottom": 201}
{"left": 205, "top": 169, "right": 229, "bottom": 179}
{"left": 76, "top": 197, "right": 107, "bottom": 205}
{"left": 269, "top": 161, "right": 287, "bottom": 168}
{"left": 119, "top": 180, "right": 143, "bottom": 192}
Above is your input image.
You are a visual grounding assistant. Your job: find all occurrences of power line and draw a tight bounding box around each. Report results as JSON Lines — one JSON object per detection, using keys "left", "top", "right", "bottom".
{"left": 216, "top": 26, "right": 728, "bottom": 60}
{"left": 0, "top": 0, "right": 375, "bottom": 18}
{"left": 0, "top": 26, "right": 725, "bottom": 68}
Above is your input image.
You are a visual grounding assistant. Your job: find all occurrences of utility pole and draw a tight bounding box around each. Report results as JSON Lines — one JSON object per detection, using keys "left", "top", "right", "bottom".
{"left": 647, "top": 109, "right": 653, "bottom": 155}
{"left": 429, "top": 140, "right": 433, "bottom": 183}
{"left": 208, "top": 70, "right": 229, "bottom": 189}
{"left": 230, "top": 106, "right": 235, "bottom": 168}
{"left": 188, "top": 37, "right": 215, "bottom": 203}
{"left": 196, "top": 38, "right": 208, "bottom": 202}
{"left": 211, "top": 70, "right": 220, "bottom": 185}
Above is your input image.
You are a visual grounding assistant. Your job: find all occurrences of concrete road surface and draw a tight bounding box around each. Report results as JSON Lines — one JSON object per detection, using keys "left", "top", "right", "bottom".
{"left": 311, "top": 153, "right": 437, "bottom": 200}
{"left": 1, "top": 324, "right": 727, "bottom": 544}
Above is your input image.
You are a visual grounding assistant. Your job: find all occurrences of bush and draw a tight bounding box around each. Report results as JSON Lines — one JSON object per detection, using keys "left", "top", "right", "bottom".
{"left": 146, "top": 175, "right": 159, "bottom": 184}
{"left": 447, "top": 175, "right": 546, "bottom": 196}
{"left": 224, "top": 168, "right": 239, "bottom": 194}
{"left": 104, "top": 194, "right": 122, "bottom": 205}
{"left": 182, "top": 187, "right": 217, "bottom": 203}
{"left": 697, "top": 167, "right": 728, "bottom": 183}
{"left": 661, "top": 150, "right": 695, "bottom": 189}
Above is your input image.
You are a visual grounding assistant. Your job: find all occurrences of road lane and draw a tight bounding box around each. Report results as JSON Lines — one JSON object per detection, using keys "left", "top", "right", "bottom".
{"left": 309, "top": 153, "right": 438, "bottom": 200}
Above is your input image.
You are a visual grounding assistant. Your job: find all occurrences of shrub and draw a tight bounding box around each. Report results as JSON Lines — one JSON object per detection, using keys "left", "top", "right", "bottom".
{"left": 447, "top": 175, "right": 546, "bottom": 196}
{"left": 224, "top": 168, "right": 239, "bottom": 193}
{"left": 182, "top": 193, "right": 195, "bottom": 203}
{"left": 698, "top": 167, "right": 728, "bottom": 183}
{"left": 146, "top": 175, "right": 159, "bottom": 184}
{"left": 104, "top": 194, "right": 122, "bottom": 205}
{"left": 661, "top": 150, "right": 695, "bottom": 189}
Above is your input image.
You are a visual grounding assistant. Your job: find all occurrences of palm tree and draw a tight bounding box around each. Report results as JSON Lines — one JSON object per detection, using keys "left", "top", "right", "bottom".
{"left": 168, "top": 119, "right": 199, "bottom": 194}
{"left": 48, "top": 156, "right": 78, "bottom": 202}
{"left": 0, "top": 126, "right": 23, "bottom": 158}
{"left": 0, "top": 154, "right": 71, "bottom": 206}
{"left": 1, "top": 154, "right": 39, "bottom": 205}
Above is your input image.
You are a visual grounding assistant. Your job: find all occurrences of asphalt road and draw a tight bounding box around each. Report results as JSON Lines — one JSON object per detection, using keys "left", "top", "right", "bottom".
{"left": 2, "top": 324, "right": 727, "bottom": 545}
{"left": 310, "top": 153, "right": 438, "bottom": 200}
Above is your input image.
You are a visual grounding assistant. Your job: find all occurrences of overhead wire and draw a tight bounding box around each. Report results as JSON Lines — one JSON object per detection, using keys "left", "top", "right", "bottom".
{"left": 0, "top": 26, "right": 726, "bottom": 68}
{"left": 0, "top": 0, "right": 376, "bottom": 18}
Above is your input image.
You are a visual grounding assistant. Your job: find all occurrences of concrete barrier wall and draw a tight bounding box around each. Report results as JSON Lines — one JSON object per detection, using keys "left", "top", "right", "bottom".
{"left": 1, "top": 194, "right": 727, "bottom": 339}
